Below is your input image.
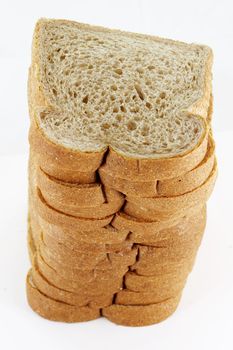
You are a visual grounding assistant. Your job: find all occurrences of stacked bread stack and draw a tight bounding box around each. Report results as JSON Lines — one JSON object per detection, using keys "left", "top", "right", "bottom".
{"left": 26, "top": 19, "right": 217, "bottom": 326}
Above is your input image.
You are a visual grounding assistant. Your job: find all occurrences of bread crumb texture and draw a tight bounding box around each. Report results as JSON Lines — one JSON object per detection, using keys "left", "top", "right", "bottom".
{"left": 34, "top": 20, "right": 210, "bottom": 157}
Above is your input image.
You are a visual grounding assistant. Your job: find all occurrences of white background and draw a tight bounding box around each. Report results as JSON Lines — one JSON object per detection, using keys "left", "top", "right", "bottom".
{"left": 0, "top": 0, "right": 233, "bottom": 349}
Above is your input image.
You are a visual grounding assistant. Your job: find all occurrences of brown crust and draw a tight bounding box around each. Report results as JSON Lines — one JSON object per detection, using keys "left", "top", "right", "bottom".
{"left": 130, "top": 257, "right": 196, "bottom": 276}
{"left": 39, "top": 238, "right": 109, "bottom": 271}
{"left": 157, "top": 135, "right": 215, "bottom": 196}
{"left": 99, "top": 164, "right": 158, "bottom": 197}
{"left": 128, "top": 206, "right": 206, "bottom": 246}
{"left": 124, "top": 202, "right": 203, "bottom": 221}
{"left": 106, "top": 127, "right": 208, "bottom": 179}
{"left": 102, "top": 294, "right": 181, "bottom": 326}
{"left": 26, "top": 19, "right": 216, "bottom": 326}
{"left": 37, "top": 216, "right": 129, "bottom": 244}
{"left": 115, "top": 289, "right": 183, "bottom": 306}
{"left": 41, "top": 228, "right": 132, "bottom": 255}
{"left": 37, "top": 166, "right": 106, "bottom": 207}
{"left": 99, "top": 134, "right": 214, "bottom": 198}
{"left": 29, "top": 125, "right": 106, "bottom": 172}
{"left": 112, "top": 211, "right": 189, "bottom": 234}
{"left": 32, "top": 188, "right": 114, "bottom": 231}
{"left": 37, "top": 167, "right": 124, "bottom": 218}
{"left": 124, "top": 271, "right": 188, "bottom": 292}
{"left": 34, "top": 249, "right": 123, "bottom": 294}
{"left": 126, "top": 160, "right": 217, "bottom": 212}
{"left": 39, "top": 241, "right": 137, "bottom": 275}
{"left": 29, "top": 201, "right": 129, "bottom": 245}
{"left": 26, "top": 272, "right": 100, "bottom": 322}
{"left": 30, "top": 19, "right": 212, "bottom": 177}
{"left": 31, "top": 266, "right": 113, "bottom": 307}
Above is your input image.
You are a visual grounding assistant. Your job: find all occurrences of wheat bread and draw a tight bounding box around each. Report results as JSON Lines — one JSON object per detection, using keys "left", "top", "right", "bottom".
{"left": 39, "top": 237, "right": 109, "bottom": 270}
{"left": 112, "top": 211, "right": 189, "bottom": 234}
{"left": 29, "top": 19, "right": 212, "bottom": 179}
{"left": 42, "top": 228, "right": 132, "bottom": 254}
{"left": 31, "top": 263, "right": 113, "bottom": 307}
{"left": 130, "top": 259, "right": 196, "bottom": 276}
{"left": 28, "top": 226, "right": 130, "bottom": 282}
{"left": 29, "top": 154, "right": 116, "bottom": 227}
{"left": 157, "top": 135, "right": 215, "bottom": 196}
{"left": 37, "top": 248, "right": 129, "bottom": 284}
{"left": 124, "top": 202, "right": 203, "bottom": 221}
{"left": 38, "top": 181, "right": 124, "bottom": 218}
{"left": 35, "top": 214, "right": 129, "bottom": 244}
{"left": 99, "top": 135, "right": 214, "bottom": 197}
{"left": 28, "top": 229, "right": 126, "bottom": 296}
{"left": 37, "top": 166, "right": 105, "bottom": 206}
{"left": 124, "top": 271, "right": 187, "bottom": 292}
{"left": 39, "top": 244, "right": 136, "bottom": 278}
{"left": 126, "top": 160, "right": 217, "bottom": 212}
{"left": 32, "top": 188, "right": 114, "bottom": 230}
{"left": 26, "top": 272, "right": 100, "bottom": 322}
{"left": 29, "top": 206, "right": 133, "bottom": 255}
{"left": 130, "top": 207, "right": 206, "bottom": 249}
{"left": 27, "top": 18, "right": 215, "bottom": 326}
{"left": 102, "top": 294, "right": 181, "bottom": 326}
{"left": 115, "top": 289, "right": 184, "bottom": 305}
{"left": 37, "top": 164, "right": 125, "bottom": 218}
{"left": 99, "top": 164, "right": 157, "bottom": 197}
{"left": 34, "top": 250, "right": 123, "bottom": 294}
{"left": 29, "top": 126, "right": 105, "bottom": 173}
{"left": 30, "top": 203, "right": 129, "bottom": 245}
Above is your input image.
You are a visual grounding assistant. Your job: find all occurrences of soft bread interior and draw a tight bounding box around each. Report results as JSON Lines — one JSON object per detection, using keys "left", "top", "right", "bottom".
{"left": 31, "top": 19, "right": 211, "bottom": 158}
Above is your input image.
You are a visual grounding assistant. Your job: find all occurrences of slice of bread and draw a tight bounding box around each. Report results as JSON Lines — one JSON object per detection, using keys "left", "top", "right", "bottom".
{"left": 26, "top": 272, "right": 100, "bottom": 322}
{"left": 31, "top": 265, "right": 113, "bottom": 308}
{"left": 34, "top": 249, "right": 123, "bottom": 294}
{"left": 115, "top": 290, "right": 183, "bottom": 306}
{"left": 124, "top": 202, "right": 203, "bottom": 221}
{"left": 32, "top": 188, "right": 114, "bottom": 230}
{"left": 130, "top": 256, "right": 196, "bottom": 276}
{"left": 37, "top": 168, "right": 124, "bottom": 217}
{"left": 99, "top": 135, "right": 215, "bottom": 197}
{"left": 124, "top": 271, "right": 187, "bottom": 292}
{"left": 102, "top": 295, "right": 181, "bottom": 326}
{"left": 112, "top": 211, "right": 188, "bottom": 234}
{"left": 29, "top": 200, "right": 129, "bottom": 245}
{"left": 37, "top": 166, "right": 106, "bottom": 207}
{"left": 128, "top": 205, "right": 206, "bottom": 246}
{"left": 29, "top": 18, "right": 212, "bottom": 178}
{"left": 36, "top": 216, "right": 129, "bottom": 245}
{"left": 126, "top": 160, "right": 217, "bottom": 212}
{"left": 157, "top": 135, "right": 215, "bottom": 196}
{"left": 42, "top": 228, "right": 132, "bottom": 255}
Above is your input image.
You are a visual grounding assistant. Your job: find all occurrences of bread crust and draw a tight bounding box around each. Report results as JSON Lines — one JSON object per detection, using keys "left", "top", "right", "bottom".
{"left": 106, "top": 127, "right": 208, "bottom": 179}
{"left": 32, "top": 188, "right": 114, "bottom": 230}
{"left": 26, "top": 272, "right": 100, "bottom": 322}
{"left": 126, "top": 160, "right": 217, "bottom": 212}
{"left": 26, "top": 18, "right": 216, "bottom": 326}
{"left": 115, "top": 290, "right": 183, "bottom": 306}
{"left": 37, "top": 167, "right": 124, "bottom": 218}
{"left": 124, "top": 202, "right": 203, "bottom": 221}
{"left": 31, "top": 265, "right": 113, "bottom": 307}
{"left": 157, "top": 135, "right": 215, "bottom": 196}
{"left": 34, "top": 250, "right": 123, "bottom": 294}
{"left": 29, "top": 19, "right": 212, "bottom": 175}
{"left": 99, "top": 116, "right": 214, "bottom": 198}
{"left": 102, "top": 295, "right": 181, "bottom": 326}
{"left": 124, "top": 271, "right": 187, "bottom": 292}
{"left": 37, "top": 166, "right": 106, "bottom": 207}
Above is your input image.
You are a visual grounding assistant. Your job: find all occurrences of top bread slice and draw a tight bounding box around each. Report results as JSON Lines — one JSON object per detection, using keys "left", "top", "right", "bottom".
{"left": 29, "top": 18, "right": 212, "bottom": 178}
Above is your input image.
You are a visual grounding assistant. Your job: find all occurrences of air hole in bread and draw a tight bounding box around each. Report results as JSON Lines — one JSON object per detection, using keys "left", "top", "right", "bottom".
{"left": 127, "top": 121, "right": 137, "bottom": 131}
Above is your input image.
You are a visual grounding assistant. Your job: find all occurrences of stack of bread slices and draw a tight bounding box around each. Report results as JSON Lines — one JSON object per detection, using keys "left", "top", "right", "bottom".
{"left": 27, "top": 19, "right": 217, "bottom": 326}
